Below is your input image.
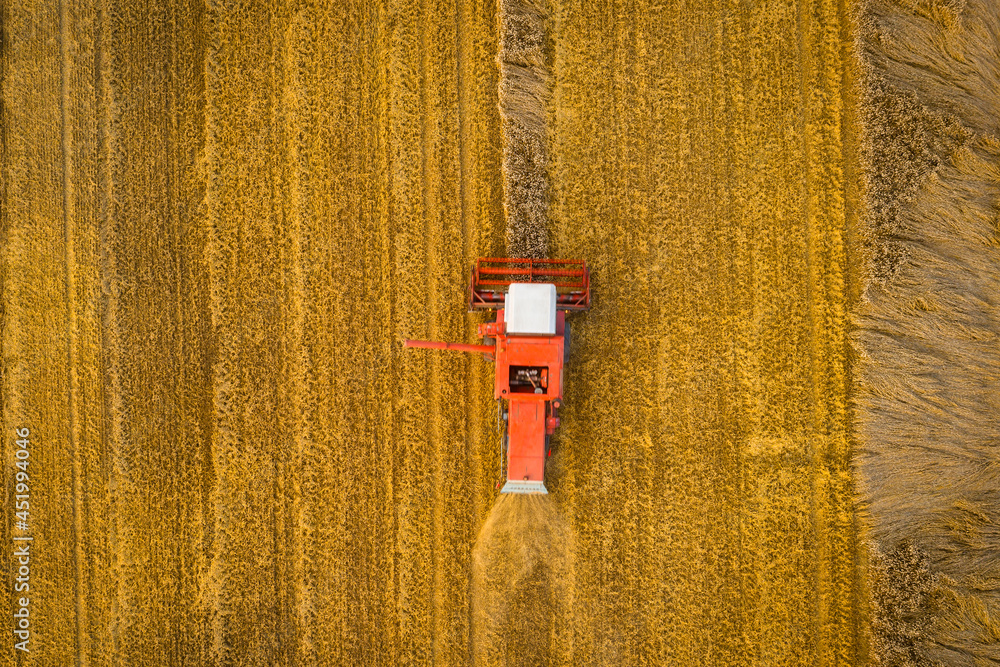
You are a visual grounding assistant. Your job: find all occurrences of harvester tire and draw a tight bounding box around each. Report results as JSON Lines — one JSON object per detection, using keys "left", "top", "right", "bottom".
{"left": 563, "top": 322, "right": 571, "bottom": 363}
{"left": 501, "top": 408, "right": 508, "bottom": 453}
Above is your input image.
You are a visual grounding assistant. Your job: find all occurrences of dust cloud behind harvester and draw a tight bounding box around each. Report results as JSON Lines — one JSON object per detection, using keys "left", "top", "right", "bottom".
{"left": 471, "top": 494, "right": 574, "bottom": 667}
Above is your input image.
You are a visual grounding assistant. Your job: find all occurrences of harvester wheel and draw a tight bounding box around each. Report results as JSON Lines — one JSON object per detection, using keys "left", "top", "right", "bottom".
{"left": 495, "top": 403, "right": 509, "bottom": 485}
{"left": 563, "top": 321, "right": 571, "bottom": 363}
{"left": 500, "top": 407, "right": 509, "bottom": 454}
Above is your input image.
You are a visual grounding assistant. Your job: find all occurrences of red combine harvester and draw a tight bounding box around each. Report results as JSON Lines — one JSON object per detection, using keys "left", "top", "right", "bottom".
{"left": 404, "top": 258, "right": 590, "bottom": 494}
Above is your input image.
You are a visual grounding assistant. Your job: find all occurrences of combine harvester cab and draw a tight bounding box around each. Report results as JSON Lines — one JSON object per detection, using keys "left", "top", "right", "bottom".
{"left": 405, "top": 258, "right": 590, "bottom": 495}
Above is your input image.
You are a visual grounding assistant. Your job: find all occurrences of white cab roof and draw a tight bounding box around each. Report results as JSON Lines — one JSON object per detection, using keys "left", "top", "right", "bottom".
{"left": 505, "top": 283, "right": 557, "bottom": 335}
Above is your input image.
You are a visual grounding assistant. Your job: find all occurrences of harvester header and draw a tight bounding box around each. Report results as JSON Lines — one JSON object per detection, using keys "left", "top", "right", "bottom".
{"left": 405, "top": 258, "right": 590, "bottom": 494}
{"left": 468, "top": 257, "right": 590, "bottom": 311}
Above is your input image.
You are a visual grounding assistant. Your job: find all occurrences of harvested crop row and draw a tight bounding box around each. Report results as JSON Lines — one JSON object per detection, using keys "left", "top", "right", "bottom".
{"left": 498, "top": 0, "right": 552, "bottom": 259}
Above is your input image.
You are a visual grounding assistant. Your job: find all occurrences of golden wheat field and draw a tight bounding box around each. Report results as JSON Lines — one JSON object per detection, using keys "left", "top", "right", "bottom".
{"left": 2, "top": 0, "right": 997, "bottom": 664}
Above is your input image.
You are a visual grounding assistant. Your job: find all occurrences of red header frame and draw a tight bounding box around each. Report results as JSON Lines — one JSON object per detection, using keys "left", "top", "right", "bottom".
{"left": 468, "top": 257, "right": 590, "bottom": 311}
